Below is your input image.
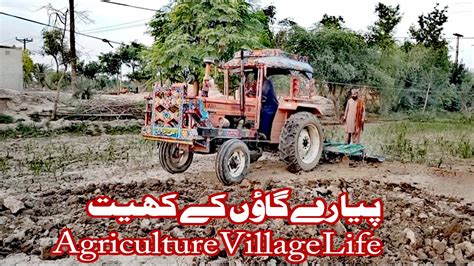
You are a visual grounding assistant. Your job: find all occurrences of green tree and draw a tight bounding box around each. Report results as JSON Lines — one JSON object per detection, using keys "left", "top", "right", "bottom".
{"left": 148, "top": 0, "right": 268, "bottom": 91}
{"left": 42, "top": 29, "right": 69, "bottom": 72}
{"left": 284, "top": 26, "right": 379, "bottom": 118}
{"left": 457, "top": 73, "right": 473, "bottom": 113}
{"left": 449, "top": 63, "right": 473, "bottom": 112}
{"left": 22, "top": 50, "right": 34, "bottom": 85}
{"left": 274, "top": 18, "right": 298, "bottom": 49}
{"left": 117, "top": 42, "right": 152, "bottom": 82}
{"left": 395, "top": 45, "right": 450, "bottom": 112}
{"left": 409, "top": 3, "right": 448, "bottom": 49}
{"left": 450, "top": 62, "right": 470, "bottom": 86}
{"left": 118, "top": 42, "right": 146, "bottom": 73}
{"left": 98, "top": 52, "right": 121, "bottom": 77}
{"left": 252, "top": 5, "right": 277, "bottom": 47}
{"left": 33, "top": 63, "right": 50, "bottom": 88}
{"left": 77, "top": 60, "right": 101, "bottom": 79}
{"left": 367, "top": 3, "right": 402, "bottom": 47}
{"left": 319, "top": 14, "right": 345, "bottom": 29}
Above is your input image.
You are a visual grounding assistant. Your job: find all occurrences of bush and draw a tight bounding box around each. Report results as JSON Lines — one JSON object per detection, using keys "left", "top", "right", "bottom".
{"left": 436, "top": 85, "right": 461, "bottom": 112}
{"left": 45, "top": 72, "right": 70, "bottom": 90}
{"left": 73, "top": 76, "right": 99, "bottom": 99}
{"left": 0, "top": 113, "right": 14, "bottom": 124}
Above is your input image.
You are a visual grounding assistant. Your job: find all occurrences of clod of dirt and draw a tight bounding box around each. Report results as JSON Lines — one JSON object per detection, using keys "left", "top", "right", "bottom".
{"left": 449, "top": 232, "right": 462, "bottom": 244}
{"left": 404, "top": 228, "right": 416, "bottom": 245}
{"left": 3, "top": 196, "right": 25, "bottom": 214}
{"left": 314, "top": 186, "right": 329, "bottom": 196}
{"left": 4, "top": 230, "right": 25, "bottom": 244}
{"left": 403, "top": 208, "right": 412, "bottom": 218}
{"left": 433, "top": 239, "right": 447, "bottom": 255}
{"left": 39, "top": 238, "right": 65, "bottom": 261}
{"left": 417, "top": 212, "right": 428, "bottom": 219}
{"left": 461, "top": 242, "right": 474, "bottom": 257}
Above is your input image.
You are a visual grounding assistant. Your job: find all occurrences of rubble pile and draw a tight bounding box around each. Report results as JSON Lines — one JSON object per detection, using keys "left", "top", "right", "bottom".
{"left": 0, "top": 177, "right": 472, "bottom": 263}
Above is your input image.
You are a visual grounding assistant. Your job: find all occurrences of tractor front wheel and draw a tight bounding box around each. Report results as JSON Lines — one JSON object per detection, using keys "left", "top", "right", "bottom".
{"left": 158, "top": 142, "right": 193, "bottom": 174}
{"left": 216, "top": 139, "right": 250, "bottom": 185}
{"left": 279, "top": 112, "right": 323, "bottom": 173}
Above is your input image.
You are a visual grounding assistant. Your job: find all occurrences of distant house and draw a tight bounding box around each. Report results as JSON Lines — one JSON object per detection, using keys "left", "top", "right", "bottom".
{"left": 0, "top": 45, "right": 23, "bottom": 90}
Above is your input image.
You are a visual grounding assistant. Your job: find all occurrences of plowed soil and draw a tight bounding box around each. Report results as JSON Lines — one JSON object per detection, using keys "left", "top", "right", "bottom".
{"left": 0, "top": 134, "right": 473, "bottom": 264}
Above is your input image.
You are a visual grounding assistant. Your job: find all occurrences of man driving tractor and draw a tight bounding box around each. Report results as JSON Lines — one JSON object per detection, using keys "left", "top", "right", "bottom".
{"left": 259, "top": 76, "right": 278, "bottom": 138}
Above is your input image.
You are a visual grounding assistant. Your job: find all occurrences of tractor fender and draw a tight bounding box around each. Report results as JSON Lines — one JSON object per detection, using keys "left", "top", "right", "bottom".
{"left": 277, "top": 101, "right": 324, "bottom": 116}
{"left": 268, "top": 102, "right": 323, "bottom": 144}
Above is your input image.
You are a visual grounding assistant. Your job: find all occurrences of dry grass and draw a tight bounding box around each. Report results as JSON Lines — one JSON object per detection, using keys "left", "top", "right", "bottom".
{"left": 324, "top": 120, "right": 473, "bottom": 166}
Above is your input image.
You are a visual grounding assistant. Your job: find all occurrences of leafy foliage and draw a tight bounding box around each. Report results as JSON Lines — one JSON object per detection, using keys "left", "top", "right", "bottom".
{"left": 22, "top": 50, "right": 34, "bottom": 84}
{"left": 148, "top": 0, "right": 270, "bottom": 83}
{"left": 409, "top": 3, "right": 448, "bottom": 49}
{"left": 118, "top": 42, "right": 152, "bottom": 81}
{"left": 98, "top": 52, "right": 121, "bottom": 76}
{"left": 282, "top": 25, "right": 384, "bottom": 117}
{"left": 118, "top": 42, "right": 145, "bottom": 73}
{"left": 319, "top": 14, "right": 345, "bottom": 29}
{"left": 45, "top": 72, "right": 70, "bottom": 90}
{"left": 0, "top": 114, "right": 15, "bottom": 124}
{"left": 274, "top": 2, "right": 471, "bottom": 115}
{"left": 73, "top": 76, "right": 98, "bottom": 99}
{"left": 367, "top": 3, "right": 401, "bottom": 47}
{"left": 77, "top": 61, "right": 101, "bottom": 79}
{"left": 32, "top": 63, "right": 50, "bottom": 87}
{"left": 42, "top": 29, "right": 69, "bottom": 72}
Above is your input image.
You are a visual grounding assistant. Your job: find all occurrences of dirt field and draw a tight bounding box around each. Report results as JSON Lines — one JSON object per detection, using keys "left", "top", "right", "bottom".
{"left": 1, "top": 133, "right": 473, "bottom": 264}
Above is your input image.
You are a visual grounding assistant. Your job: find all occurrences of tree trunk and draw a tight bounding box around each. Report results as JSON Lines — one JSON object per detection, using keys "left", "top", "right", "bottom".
{"left": 422, "top": 83, "right": 431, "bottom": 113}
{"left": 51, "top": 73, "right": 65, "bottom": 120}
{"left": 117, "top": 73, "right": 121, "bottom": 94}
{"left": 53, "top": 57, "right": 59, "bottom": 73}
{"left": 69, "top": 0, "right": 77, "bottom": 89}
{"left": 328, "top": 83, "right": 342, "bottom": 121}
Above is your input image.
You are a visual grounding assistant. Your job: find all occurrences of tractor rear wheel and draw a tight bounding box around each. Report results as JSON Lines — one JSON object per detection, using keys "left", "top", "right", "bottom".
{"left": 215, "top": 139, "right": 250, "bottom": 185}
{"left": 279, "top": 112, "right": 323, "bottom": 173}
{"left": 158, "top": 142, "right": 193, "bottom": 174}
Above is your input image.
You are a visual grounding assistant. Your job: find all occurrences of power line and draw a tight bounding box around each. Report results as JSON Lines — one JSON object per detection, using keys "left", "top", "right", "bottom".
{"left": 269, "top": 25, "right": 474, "bottom": 40}
{"left": 0, "top": 11, "right": 122, "bottom": 47}
{"left": 0, "top": 37, "right": 16, "bottom": 44}
{"left": 81, "top": 18, "right": 151, "bottom": 33}
{"left": 393, "top": 36, "right": 474, "bottom": 40}
{"left": 100, "top": 0, "right": 158, "bottom": 12}
{"left": 84, "top": 23, "right": 148, "bottom": 34}
{"left": 319, "top": 80, "right": 427, "bottom": 92}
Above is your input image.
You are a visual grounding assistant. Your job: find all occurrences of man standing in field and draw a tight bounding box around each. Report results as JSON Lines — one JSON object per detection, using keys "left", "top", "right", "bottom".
{"left": 343, "top": 89, "right": 366, "bottom": 144}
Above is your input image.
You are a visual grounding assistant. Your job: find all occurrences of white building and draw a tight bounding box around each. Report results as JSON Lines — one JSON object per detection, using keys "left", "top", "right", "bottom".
{"left": 0, "top": 45, "right": 23, "bottom": 90}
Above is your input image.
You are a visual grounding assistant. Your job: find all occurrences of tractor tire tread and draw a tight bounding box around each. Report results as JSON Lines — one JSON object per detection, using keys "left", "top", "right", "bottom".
{"left": 279, "top": 111, "right": 323, "bottom": 173}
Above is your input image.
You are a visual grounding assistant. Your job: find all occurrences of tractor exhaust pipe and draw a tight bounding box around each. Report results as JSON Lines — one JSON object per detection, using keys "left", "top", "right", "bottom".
{"left": 239, "top": 50, "right": 245, "bottom": 118}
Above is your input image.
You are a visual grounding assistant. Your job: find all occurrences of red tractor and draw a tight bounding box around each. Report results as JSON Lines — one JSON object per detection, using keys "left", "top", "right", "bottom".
{"left": 143, "top": 49, "right": 324, "bottom": 185}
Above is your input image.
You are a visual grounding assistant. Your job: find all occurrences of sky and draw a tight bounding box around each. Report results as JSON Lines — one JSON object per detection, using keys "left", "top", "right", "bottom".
{"left": 1, "top": 0, "right": 473, "bottom": 70}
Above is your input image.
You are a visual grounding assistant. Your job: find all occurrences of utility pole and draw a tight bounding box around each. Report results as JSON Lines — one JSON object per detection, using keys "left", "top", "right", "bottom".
{"left": 69, "top": 0, "right": 77, "bottom": 88}
{"left": 15, "top": 37, "right": 33, "bottom": 50}
{"left": 453, "top": 33, "right": 463, "bottom": 65}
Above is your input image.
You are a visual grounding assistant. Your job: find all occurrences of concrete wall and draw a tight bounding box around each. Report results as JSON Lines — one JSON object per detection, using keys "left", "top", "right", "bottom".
{"left": 0, "top": 46, "right": 23, "bottom": 90}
